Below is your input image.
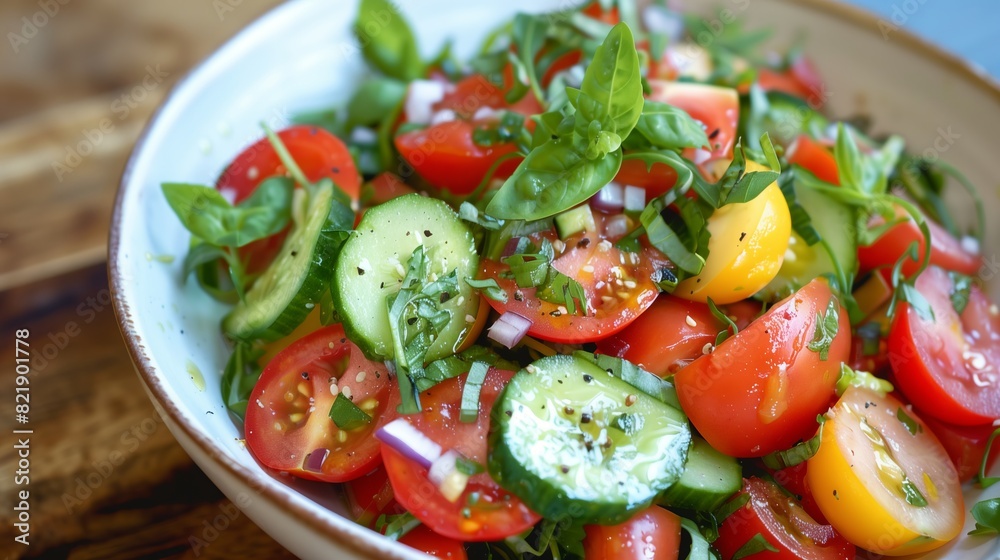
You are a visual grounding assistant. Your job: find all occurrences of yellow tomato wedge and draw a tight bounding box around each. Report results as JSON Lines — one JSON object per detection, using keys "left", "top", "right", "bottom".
{"left": 806, "top": 387, "right": 964, "bottom": 556}
{"left": 675, "top": 160, "right": 791, "bottom": 304}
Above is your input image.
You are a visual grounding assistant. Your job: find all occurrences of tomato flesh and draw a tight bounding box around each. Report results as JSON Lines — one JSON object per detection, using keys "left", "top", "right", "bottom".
{"left": 858, "top": 207, "right": 982, "bottom": 278}
{"left": 479, "top": 227, "right": 667, "bottom": 344}
{"left": 398, "top": 525, "right": 468, "bottom": 560}
{"left": 583, "top": 506, "right": 681, "bottom": 560}
{"left": 381, "top": 369, "right": 540, "bottom": 541}
{"left": 888, "top": 266, "right": 1000, "bottom": 425}
{"left": 245, "top": 325, "right": 398, "bottom": 482}
{"left": 787, "top": 135, "right": 839, "bottom": 185}
{"left": 674, "top": 279, "right": 850, "bottom": 457}
{"left": 922, "top": 415, "right": 1000, "bottom": 483}
{"left": 716, "top": 478, "right": 854, "bottom": 560}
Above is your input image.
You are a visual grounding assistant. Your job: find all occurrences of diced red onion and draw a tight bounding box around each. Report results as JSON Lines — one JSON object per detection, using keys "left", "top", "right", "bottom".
{"left": 428, "top": 449, "right": 470, "bottom": 502}
{"left": 428, "top": 449, "right": 462, "bottom": 486}
{"left": 623, "top": 185, "right": 646, "bottom": 212}
{"left": 430, "top": 108, "right": 457, "bottom": 126}
{"left": 488, "top": 311, "right": 532, "bottom": 349}
{"left": 501, "top": 236, "right": 526, "bottom": 259}
{"left": 374, "top": 418, "right": 442, "bottom": 469}
{"left": 604, "top": 214, "right": 631, "bottom": 240}
{"left": 302, "top": 448, "right": 330, "bottom": 474}
{"left": 591, "top": 182, "right": 624, "bottom": 211}
{"left": 473, "top": 106, "right": 499, "bottom": 122}
{"left": 405, "top": 80, "right": 448, "bottom": 125}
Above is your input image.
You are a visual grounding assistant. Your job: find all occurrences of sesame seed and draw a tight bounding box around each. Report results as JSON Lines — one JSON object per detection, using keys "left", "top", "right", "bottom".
{"left": 355, "top": 371, "right": 367, "bottom": 383}
{"left": 552, "top": 239, "right": 566, "bottom": 253}
{"left": 329, "top": 382, "right": 339, "bottom": 396}
{"left": 456, "top": 296, "right": 465, "bottom": 306}
{"left": 558, "top": 305, "right": 568, "bottom": 315}
{"left": 256, "top": 399, "right": 264, "bottom": 409}
{"left": 623, "top": 280, "right": 637, "bottom": 289}
{"left": 625, "top": 394, "right": 637, "bottom": 407}
{"left": 597, "top": 240, "right": 612, "bottom": 252}
{"left": 342, "top": 386, "right": 353, "bottom": 400}
{"left": 702, "top": 342, "right": 714, "bottom": 354}
{"left": 526, "top": 365, "right": 537, "bottom": 374}
{"left": 595, "top": 281, "right": 605, "bottom": 289}
{"left": 582, "top": 265, "right": 595, "bottom": 273}
{"left": 465, "top": 314, "right": 476, "bottom": 323}
{"left": 686, "top": 315, "right": 697, "bottom": 327}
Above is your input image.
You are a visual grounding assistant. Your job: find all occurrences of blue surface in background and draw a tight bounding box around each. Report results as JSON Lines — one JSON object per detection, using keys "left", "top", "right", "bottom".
{"left": 845, "top": 0, "right": 1000, "bottom": 79}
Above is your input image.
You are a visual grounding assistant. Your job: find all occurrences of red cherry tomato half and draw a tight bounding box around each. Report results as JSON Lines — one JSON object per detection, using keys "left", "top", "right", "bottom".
{"left": 716, "top": 478, "right": 855, "bottom": 560}
{"left": 381, "top": 369, "right": 540, "bottom": 541}
{"left": 245, "top": 325, "right": 398, "bottom": 482}
{"left": 215, "top": 125, "right": 361, "bottom": 273}
{"left": 786, "top": 135, "right": 839, "bottom": 185}
{"left": 858, "top": 207, "right": 982, "bottom": 278}
{"left": 344, "top": 463, "right": 403, "bottom": 528}
{"left": 583, "top": 506, "right": 682, "bottom": 560}
{"left": 888, "top": 266, "right": 1000, "bottom": 425}
{"left": 480, "top": 227, "right": 667, "bottom": 344}
{"left": 922, "top": 415, "right": 1000, "bottom": 483}
{"left": 597, "top": 295, "right": 724, "bottom": 377}
{"left": 674, "top": 279, "right": 850, "bottom": 457}
{"left": 767, "top": 462, "right": 827, "bottom": 524}
{"left": 398, "top": 525, "right": 468, "bottom": 560}
{"left": 647, "top": 79, "right": 739, "bottom": 165}
{"left": 395, "top": 120, "right": 522, "bottom": 196}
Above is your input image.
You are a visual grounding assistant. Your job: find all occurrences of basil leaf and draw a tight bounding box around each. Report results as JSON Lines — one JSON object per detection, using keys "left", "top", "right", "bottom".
{"left": 353, "top": 0, "right": 424, "bottom": 80}
{"left": 633, "top": 99, "right": 710, "bottom": 151}
{"left": 509, "top": 13, "right": 548, "bottom": 104}
{"left": 976, "top": 428, "right": 1000, "bottom": 489}
{"left": 902, "top": 478, "right": 928, "bottom": 507}
{"left": 807, "top": 295, "right": 840, "bottom": 361}
{"left": 641, "top": 193, "right": 709, "bottom": 276}
{"left": 486, "top": 136, "right": 622, "bottom": 220}
{"left": 575, "top": 22, "right": 643, "bottom": 136}
{"left": 329, "top": 393, "right": 372, "bottom": 430}
{"left": 949, "top": 271, "right": 973, "bottom": 315}
{"left": 707, "top": 297, "right": 739, "bottom": 346}
{"left": 220, "top": 341, "right": 264, "bottom": 422}
{"left": 679, "top": 517, "right": 716, "bottom": 560}
{"left": 762, "top": 427, "right": 823, "bottom": 469}
{"left": 969, "top": 498, "right": 1000, "bottom": 536}
{"left": 836, "top": 363, "right": 893, "bottom": 397}
{"left": 162, "top": 178, "right": 293, "bottom": 248}
{"left": 376, "top": 512, "right": 421, "bottom": 541}
{"left": 345, "top": 77, "right": 407, "bottom": 129}
{"left": 896, "top": 407, "right": 922, "bottom": 436}
{"left": 731, "top": 533, "right": 779, "bottom": 560}
{"left": 465, "top": 277, "right": 508, "bottom": 303}
{"left": 779, "top": 169, "right": 822, "bottom": 246}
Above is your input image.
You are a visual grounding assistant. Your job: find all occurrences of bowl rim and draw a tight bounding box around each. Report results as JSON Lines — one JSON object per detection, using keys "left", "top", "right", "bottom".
{"left": 108, "top": 0, "right": 1000, "bottom": 557}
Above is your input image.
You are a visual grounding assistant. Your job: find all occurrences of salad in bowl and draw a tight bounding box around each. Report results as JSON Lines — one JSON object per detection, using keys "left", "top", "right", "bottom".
{"left": 150, "top": 0, "right": 1000, "bottom": 558}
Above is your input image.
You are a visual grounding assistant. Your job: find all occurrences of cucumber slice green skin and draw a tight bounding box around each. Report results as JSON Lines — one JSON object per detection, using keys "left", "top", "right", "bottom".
{"left": 489, "top": 354, "right": 691, "bottom": 525}
{"left": 332, "top": 194, "right": 480, "bottom": 362}
{"left": 223, "top": 184, "right": 348, "bottom": 341}
{"left": 554, "top": 204, "right": 596, "bottom": 239}
{"left": 758, "top": 181, "right": 858, "bottom": 301}
{"left": 658, "top": 436, "right": 742, "bottom": 512}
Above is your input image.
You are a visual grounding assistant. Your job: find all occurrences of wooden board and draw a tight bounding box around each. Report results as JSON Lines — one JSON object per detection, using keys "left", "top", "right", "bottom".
{"left": 0, "top": 0, "right": 283, "bottom": 292}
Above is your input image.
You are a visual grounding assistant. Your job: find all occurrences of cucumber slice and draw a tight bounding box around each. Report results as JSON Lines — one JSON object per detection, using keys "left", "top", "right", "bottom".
{"left": 332, "top": 194, "right": 480, "bottom": 362}
{"left": 658, "top": 436, "right": 742, "bottom": 512}
{"left": 554, "top": 204, "right": 595, "bottom": 239}
{"left": 489, "top": 354, "right": 691, "bottom": 525}
{"left": 760, "top": 92, "right": 829, "bottom": 146}
{"left": 757, "top": 181, "right": 857, "bottom": 301}
{"left": 223, "top": 183, "right": 348, "bottom": 341}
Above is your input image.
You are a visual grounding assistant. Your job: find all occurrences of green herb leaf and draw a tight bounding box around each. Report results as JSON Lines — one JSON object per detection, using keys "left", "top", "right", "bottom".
{"left": 902, "top": 478, "right": 928, "bottom": 507}
{"left": 220, "top": 342, "right": 264, "bottom": 421}
{"left": 731, "top": 533, "right": 779, "bottom": 560}
{"left": 724, "top": 134, "right": 781, "bottom": 204}
{"left": 778, "top": 170, "right": 822, "bottom": 246}
{"left": 509, "top": 13, "right": 548, "bottom": 105}
{"left": 486, "top": 136, "right": 623, "bottom": 220}
{"left": 969, "top": 498, "right": 1000, "bottom": 536}
{"left": 503, "top": 239, "right": 588, "bottom": 315}
{"left": 836, "top": 363, "right": 894, "bottom": 397}
{"left": 807, "top": 295, "right": 840, "bottom": 361}
{"left": 762, "top": 427, "right": 823, "bottom": 469}
{"left": 949, "top": 272, "right": 973, "bottom": 315}
{"left": 329, "top": 393, "right": 372, "bottom": 430}
{"left": 465, "top": 277, "right": 508, "bottom": 303}
{"left": 896, "top": 407, "right": 922, "bottom": 436}
{"left": 460, "top": 361, "right": 490, "bottom": 423}
{"left": 456, "top": 456, "right": 486, "bottom": 476}
{"left": 345, "top": 77, "right": 408, "bottom": 130}
{"left": 575, "top": 22, "right": 643, "bottom": 135}
{"left": 715, "top": 493, "right": 751, "bottom": 523}
{"left": 707, "top": 297, "right": 739, "bottom": 346}
{"left": 376, "top": 512, "right": 421, "bottom": 540}
{"left": 162, "top": 178, "right": 293, "bottom": 248}
{"left": 975, "top": 428, "right": 1000, "bottom": 489}
{"left": 679, "top": 517, "right": 718, "bottom": 560}
{"left": 353, "top": 0, "right": 425, "bottom": 80}
{"left": 640, "top": 192, "right": 710, "bottom": 276}
{"left": 633, "top": 99, "right": 710, "bottom": 151}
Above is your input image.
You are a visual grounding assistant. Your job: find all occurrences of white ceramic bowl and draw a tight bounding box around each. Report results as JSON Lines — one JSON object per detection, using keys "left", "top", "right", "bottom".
{"left": 110, "top": 0, "right": 1000, "bottom": 558}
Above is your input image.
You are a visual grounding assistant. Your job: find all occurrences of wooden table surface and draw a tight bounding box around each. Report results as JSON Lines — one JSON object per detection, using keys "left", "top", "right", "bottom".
{"left": 0, "top": 1, "right": 296, "bottom": 558}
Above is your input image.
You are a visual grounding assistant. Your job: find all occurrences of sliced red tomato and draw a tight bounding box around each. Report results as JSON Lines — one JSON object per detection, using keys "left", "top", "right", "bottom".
{"left": 215, "top": 125, "right": 361, "bottom": 273}
{"left": 614, "top": 158, "right": 680, "bottom": 199}
{"left": 245, "top": 325, "right": 398, "bottom": 482}
{"left": 344, "top": 463, "right": 403, "bottom": 528}
{"left": 758, "top": 63, "right": 824, "bottom": 107}
{"left": 583, "top": 506, "right": 681, "bottom": 560}
{"left": 674, "top": 279, "right": 851, "bottom": 457}
{"left": 646, "top": 80, "right": 739, "bottom": 167}
{"left": 858, "top": 206, "right": 982, "bottom": 278}
{"left": 479, "top": 225, "right": 668, "bottom": 344}
{"left": 767, "top": 462, "right": 827, "bottom": 524}
{"left": 395, "top": 120, "right": 522, "bottom": 196}
{"left": 362, "top": 172, "right": 416, "bottom": 207}
{"left": 786, "top": 135, "right": 839, "bottom": 185}
{"left": 716, "top": 478, "right": 855, "bottom": 560}
{"left": 596, "top": 295, "right": 724, "bottom": 377}
{"left": 381, "top": 369, "right": 540, "bottom": 541}
{"left": 581, "top": 1, "right": 620, "bottom": 24}
{"left": 888, "top": 265, "right": 1000, "bottom": 425}
{"left": 922, "top": 415, "right": 1000, "bottom": 483}
{"left": 398, "top": 525, "right": 468, "bottom": 560}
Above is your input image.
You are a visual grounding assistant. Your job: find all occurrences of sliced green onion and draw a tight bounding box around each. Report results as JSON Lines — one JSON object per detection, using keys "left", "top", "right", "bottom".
{"left": 460, "top": 361, "right": 490, "bottom": 423}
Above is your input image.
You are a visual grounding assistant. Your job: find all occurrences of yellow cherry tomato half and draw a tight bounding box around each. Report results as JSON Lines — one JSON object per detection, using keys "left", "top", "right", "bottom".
{"left": 675, "top": 160, "right": 791, "bottom": 304}
{"left": 806, "top": 387, "right": 963, "bottom": 556}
